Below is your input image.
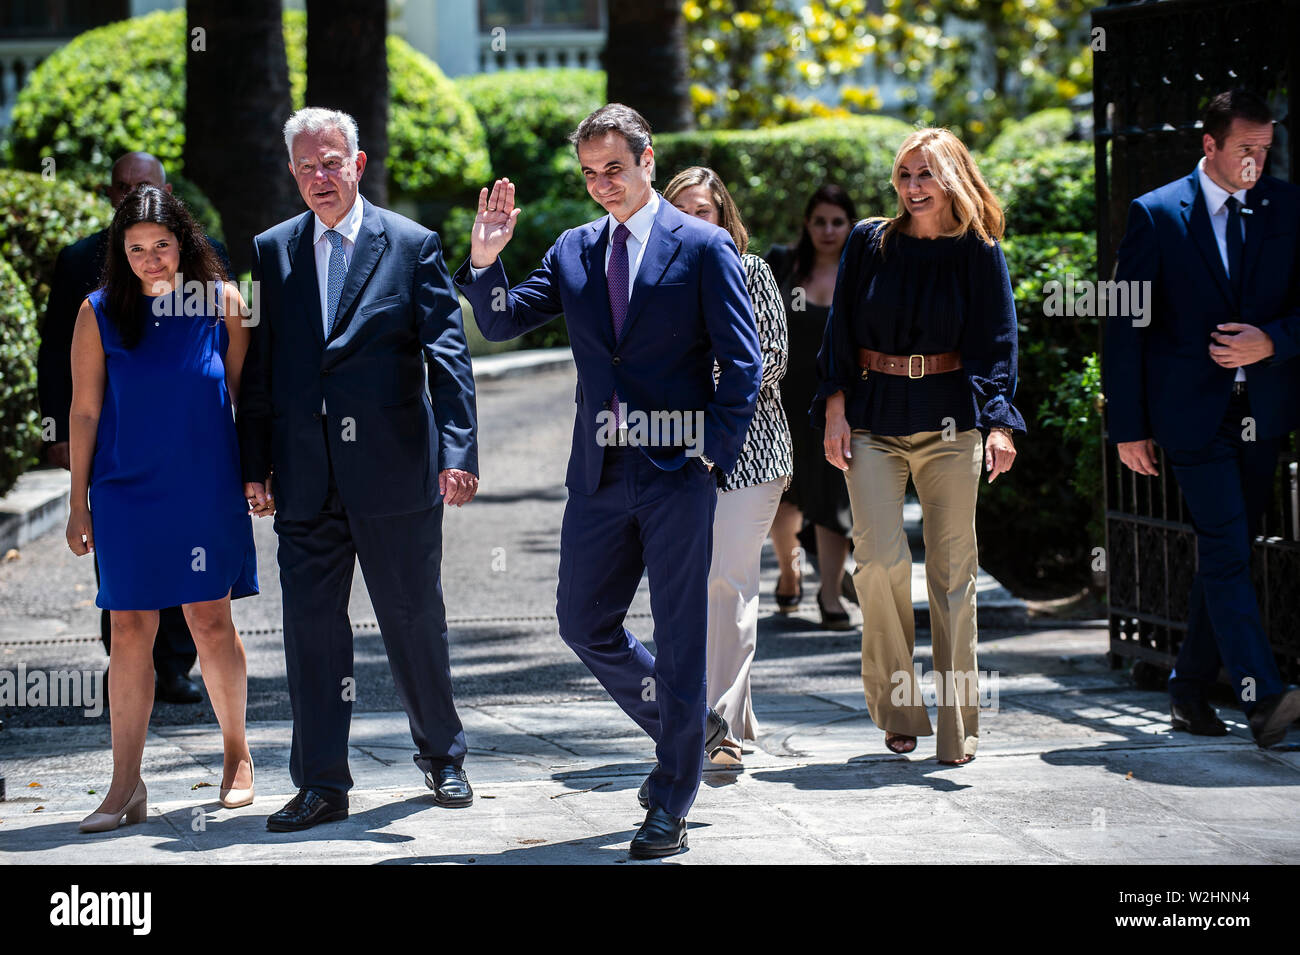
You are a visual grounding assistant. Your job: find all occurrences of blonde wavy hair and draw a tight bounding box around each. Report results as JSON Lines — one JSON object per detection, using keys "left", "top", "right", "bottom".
{"left": 869, "top": 127, "right": 1004, "bottom": 255}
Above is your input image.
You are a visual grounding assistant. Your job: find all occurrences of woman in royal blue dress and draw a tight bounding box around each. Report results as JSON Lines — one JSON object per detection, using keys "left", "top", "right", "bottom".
{"left": 66, "top": 185, "right": 262, "bottom": 832}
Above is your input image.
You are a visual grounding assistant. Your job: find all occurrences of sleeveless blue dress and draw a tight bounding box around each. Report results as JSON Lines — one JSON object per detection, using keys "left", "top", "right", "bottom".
{"left": 88, "top": 285, "right": 258, "bottom": 610}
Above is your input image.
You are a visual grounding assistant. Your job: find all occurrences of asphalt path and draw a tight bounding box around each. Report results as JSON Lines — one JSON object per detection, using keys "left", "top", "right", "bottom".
{"left": 1, "top": 366, "right": 882, "bottom": 729}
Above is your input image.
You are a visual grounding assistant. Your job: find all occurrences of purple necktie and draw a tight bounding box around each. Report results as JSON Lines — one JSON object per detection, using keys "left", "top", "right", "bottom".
{"left": 607, "top": 222, "right": 630, "bottom": 428}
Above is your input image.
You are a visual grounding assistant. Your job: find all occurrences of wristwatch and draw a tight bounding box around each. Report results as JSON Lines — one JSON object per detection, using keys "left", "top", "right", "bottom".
{"left": 700, "top": 454, "right": 715, "bottom": 469}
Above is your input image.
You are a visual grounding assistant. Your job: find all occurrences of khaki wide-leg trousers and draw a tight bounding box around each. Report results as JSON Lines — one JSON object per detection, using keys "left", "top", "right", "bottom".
{"left": 845, "top": 428, "right": 982, "bottom": 762}
{"left": 706, "top": 477, "right": 785, "bottom": 743}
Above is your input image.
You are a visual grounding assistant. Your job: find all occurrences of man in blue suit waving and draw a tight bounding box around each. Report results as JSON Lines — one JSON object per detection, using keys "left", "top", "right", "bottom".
{"left": 1105, "top": 89, "right": 1300, "bottom": 747}
{"left": 456, "top": 104, "right": 761, "bottom": 858}
{"left": 239, "top": 108, "right": 480, "bottom": 831}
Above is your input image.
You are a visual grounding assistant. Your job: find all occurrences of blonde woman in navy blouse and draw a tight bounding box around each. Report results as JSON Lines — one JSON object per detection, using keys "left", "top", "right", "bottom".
{"left": 815, "top": 128, "right": 1023, "bottom": 765}
{"left": 665, "top": 167, "right": 792, "bottom": 766}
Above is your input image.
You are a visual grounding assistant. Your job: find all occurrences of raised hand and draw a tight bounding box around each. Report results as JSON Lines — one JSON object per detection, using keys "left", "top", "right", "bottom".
{"left": 470, "top": 178, "right": 521, "bottom": 269}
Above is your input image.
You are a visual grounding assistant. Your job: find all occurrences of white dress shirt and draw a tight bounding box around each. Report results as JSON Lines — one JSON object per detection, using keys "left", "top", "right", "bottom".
{"left": 1196, "top": 158, "right": 1248, "bottom": 382}
{"left": 313, "top": 193, "right": 366, "bottom": 337}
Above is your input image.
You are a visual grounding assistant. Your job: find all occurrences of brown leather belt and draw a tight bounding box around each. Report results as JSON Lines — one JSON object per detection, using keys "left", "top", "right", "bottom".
{"left": 858, "top": 348, "right": 962, "bottom": 379}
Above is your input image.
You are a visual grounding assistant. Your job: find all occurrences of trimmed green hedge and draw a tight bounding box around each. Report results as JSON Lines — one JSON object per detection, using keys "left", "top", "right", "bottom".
{"left": 979, "top": 230, "right": 1100, "bottom": 594}
{"left": 655, "top": 115, "right": 916, "bottom": 252}
{"left": 0, "top": 255, "right": 41, "bottom": 497}
{"left": 985, "top": 108, "right": 1077, "bottom": 162}
{"left": 455, "top": 68, "right": 605, "bottom": 199}
{"left": 982, "top": 142, "right": 1095, "bottom": 236}
{"left": 167, "top": 173, "right": 223, "bottom": 243}
{"left": 0, "top": 170, "right": 114, "bottom": 315}
{"left": 7, "top": 9, "right": 489, "bottom": 201}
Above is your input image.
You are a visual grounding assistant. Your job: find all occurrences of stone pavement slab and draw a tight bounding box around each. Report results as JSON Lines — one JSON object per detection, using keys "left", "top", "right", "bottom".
{"left": 4, "top": 678, "right": 1299, "bottom": 864}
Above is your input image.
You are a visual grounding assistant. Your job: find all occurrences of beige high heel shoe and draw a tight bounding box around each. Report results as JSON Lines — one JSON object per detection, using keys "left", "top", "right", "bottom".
{"left": 79, "top": 779, "right": 147, "bottom": 833}
{"left": 219, "top": 757, "right": 254, "bottom": 808}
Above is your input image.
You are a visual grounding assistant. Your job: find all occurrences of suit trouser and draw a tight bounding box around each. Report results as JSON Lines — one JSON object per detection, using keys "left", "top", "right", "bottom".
{"left": 96, "top": 556, "right": 197, "bottom": 681}
{"left": 274, "top": 458, "right": 466, "bottom": 802}
{"left": 1164, "top": 391, "right": 1285, "bottom": 713}
{"left": 556, "top": 446, "right": 717, "bottom": 818}
{"left": 844, "top": 429, "right": 983, "bottom": 762}
{"left": 706, "top": 477, "right": 784, "bottom": 743}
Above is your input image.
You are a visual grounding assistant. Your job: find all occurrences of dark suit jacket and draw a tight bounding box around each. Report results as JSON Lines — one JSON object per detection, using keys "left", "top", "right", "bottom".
{"left": 1105, "top": 169, "right": 1300, "bottom": 450}
{"left": 37, "top": 229, "right": 230, "bottom": 444}
{"left": 236, "top": 198, "right": 477, "bottom": 521}
{"left": 454, "top": 196, "right": 761, "bottom": 495}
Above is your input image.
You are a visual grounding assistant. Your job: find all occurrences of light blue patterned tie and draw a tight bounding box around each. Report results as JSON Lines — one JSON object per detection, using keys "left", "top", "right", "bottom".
{"left": 324, "top": 229, "right": 346, "bottom": 336}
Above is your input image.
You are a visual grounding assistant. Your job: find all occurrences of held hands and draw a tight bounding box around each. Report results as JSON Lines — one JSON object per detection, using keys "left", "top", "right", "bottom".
{"left": 1117, "top": 439, "right": 1159, "bottom": 477}
{"left": 985, "top": 429, "right": 1017, "bottom": 483}
{"left": 65, "top": 504, "right": 93, "bottom": 556}
{"left": 440, "top": 468, "right": 479, "bottom": 507}
{"left": 470, "top": 178, "right": 521, "bottom": 269}
{"left": 244, "top": 478, "right": 276, "bottom": 518}
{"left": 1210, "top": 323, "right": 1274, "bottom": 367}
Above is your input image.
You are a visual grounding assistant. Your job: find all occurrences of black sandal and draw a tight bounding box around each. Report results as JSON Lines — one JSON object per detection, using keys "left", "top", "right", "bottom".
{"left": 885, "top": 732, "right": 917, "bottom": 754}
{"left": 775, "top": 579, "right": 803, "bottom": 614}
{"left": 817, "top": 587, "right": 854, "bottom": 631}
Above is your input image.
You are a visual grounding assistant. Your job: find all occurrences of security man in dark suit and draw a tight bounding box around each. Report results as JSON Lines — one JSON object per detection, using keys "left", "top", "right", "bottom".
{"left": 1105, "top": 90, "right": 1300, "bottom": 746}
{"left": 37, "top": 151, "right": 229, "bottom": 704}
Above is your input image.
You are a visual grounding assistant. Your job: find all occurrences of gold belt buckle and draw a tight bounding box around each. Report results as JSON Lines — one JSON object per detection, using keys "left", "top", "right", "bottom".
{"left": 908, "top": 354, "right": 925, "bottom": 379}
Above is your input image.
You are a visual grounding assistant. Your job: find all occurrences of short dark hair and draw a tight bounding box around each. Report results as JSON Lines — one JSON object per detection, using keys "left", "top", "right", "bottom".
{"left": 1202, "top": 88, "right": 1273, "bottom": 148}
{"left": 569, "top": 103, "right": 653, "bottom": 165}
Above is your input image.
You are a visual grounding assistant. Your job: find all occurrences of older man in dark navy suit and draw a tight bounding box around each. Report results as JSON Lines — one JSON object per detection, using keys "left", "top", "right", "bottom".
{"left": 238, "top": 108, "right": 479, "bottom": 831}
{"left": 456, "top": 104, "right": 761, "bottom": 858}
{"left": 1105, "top": 89, "right": 1300, "bottom": 747}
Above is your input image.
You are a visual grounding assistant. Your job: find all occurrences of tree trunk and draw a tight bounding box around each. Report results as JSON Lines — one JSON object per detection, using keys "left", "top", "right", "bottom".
{"left": 305, "top": 0, "right": 389, "bottom": 208}
{"left": 605, "top": 0, "right": 694, "bottom": 134}
{"left": 184, "top": 0, "right": 298, "bottom": 275}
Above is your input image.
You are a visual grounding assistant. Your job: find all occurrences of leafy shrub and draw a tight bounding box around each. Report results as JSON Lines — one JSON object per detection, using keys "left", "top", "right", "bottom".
{"left": 0, "top": 170, "right": 114, "bottom": 314}
{"left": 455, "top": 69, "right": 605, "bottom": 199}
{"left": 977, "top": 231, "right": 1100, "bottom": 595}
{"left": 984, "top": 108, "right": 1078, "bottom": 162}
{"left": 7, "top": 9, "right": 488, "bottom": 201}
{"left": 1037, "top": 352, "right": 1104, "bottom": 546}
{"left": 167, "top": 173, "right": 223, "bottom": 242}
{"left": 981, "top": 142, "right": 1095, "bottom": 236}
{"left": 0, "top": 255, "right": 41, "bottom": 497}
{"left": 655, "top": 115, "right": 916, "bottom": 252}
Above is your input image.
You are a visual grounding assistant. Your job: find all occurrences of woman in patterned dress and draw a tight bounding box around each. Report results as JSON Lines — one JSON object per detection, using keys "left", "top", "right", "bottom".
{"left": 664, "top": 167, "right": 792, "bottom": 766}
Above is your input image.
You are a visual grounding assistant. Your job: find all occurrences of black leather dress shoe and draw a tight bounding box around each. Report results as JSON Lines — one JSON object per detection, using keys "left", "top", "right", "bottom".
{"left": 425, "top": 765, "right": 473, "bottom": 807}
{"left": 629, "top": 806, "right": 688, "bottom": 859}
{"left": 1249, "top": 686, "right": 1300, "bottom": 748}
{"left": 266, "top": 789, "right": 348, "bottom": 832}
{"left": 638, "top": 707, "right": 730, "bottom": 809}
{"left": 1170, "top": 700, "right": 1228, "bottom": 736}
{"left": 155, "top": 672, "right": 202, "bottom": 704}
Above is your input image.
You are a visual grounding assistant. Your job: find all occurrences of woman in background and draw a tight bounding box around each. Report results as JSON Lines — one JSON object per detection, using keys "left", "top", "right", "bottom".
{"left": 665, "top": 166, "right": 792, "bottom": 766}
{"left": 766, "top": 185, "right": 857, "bottom": 630}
